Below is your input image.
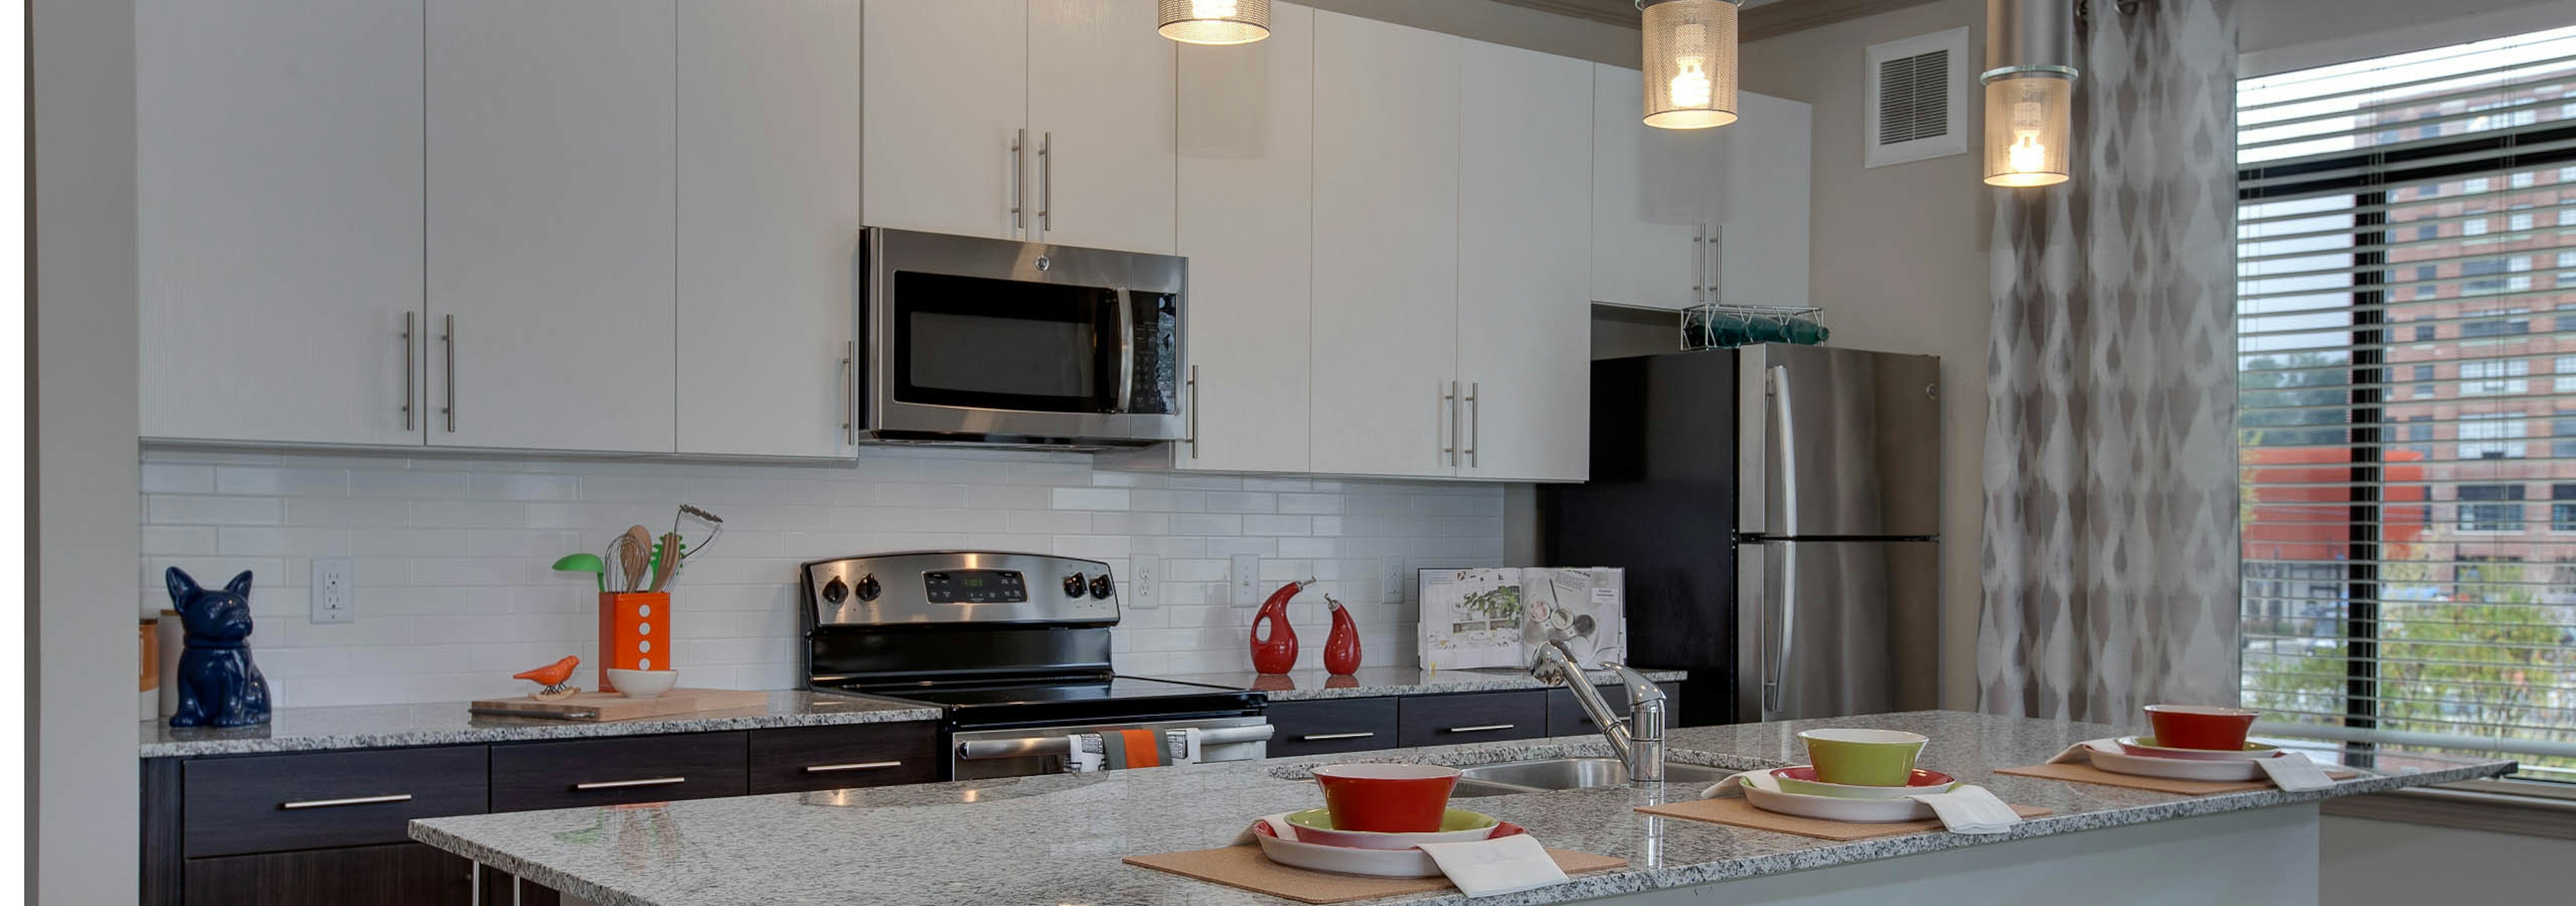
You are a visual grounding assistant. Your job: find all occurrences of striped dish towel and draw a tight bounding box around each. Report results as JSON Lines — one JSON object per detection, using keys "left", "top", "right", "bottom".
{"left": 1062, "top": 728, "right": 1205, "bottom": 773}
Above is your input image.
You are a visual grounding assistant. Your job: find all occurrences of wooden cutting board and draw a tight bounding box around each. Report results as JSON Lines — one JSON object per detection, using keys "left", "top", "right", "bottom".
{"left": 468, "top": 688, "right": 769, "bottom": 721}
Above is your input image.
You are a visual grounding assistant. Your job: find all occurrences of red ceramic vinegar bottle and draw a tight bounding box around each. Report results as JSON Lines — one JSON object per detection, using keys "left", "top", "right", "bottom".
{"left": 1250, "top": 579, "right": 1311, "bottom": 674}
{"left": 1323, "top": 595, "right": 1362, "bottom": 675}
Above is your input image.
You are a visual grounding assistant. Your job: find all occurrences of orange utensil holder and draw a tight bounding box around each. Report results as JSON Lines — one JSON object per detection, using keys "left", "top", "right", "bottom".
{"left": 598, "top": 592, "right": 671, "bottom": 693}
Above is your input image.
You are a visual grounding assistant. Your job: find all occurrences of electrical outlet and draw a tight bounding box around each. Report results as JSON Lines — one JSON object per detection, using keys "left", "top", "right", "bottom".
{"left": 1230, "top": 554, "right": 1262, "bottom": 607}
{"left": 1128, "top": 553, "right": 1159, "bottom": 605}
{"left": 1383, "top": 556, "right": 1407, "bottom": 601}
{"left": 310, "top": 557, "right": 355, "bottom": 623}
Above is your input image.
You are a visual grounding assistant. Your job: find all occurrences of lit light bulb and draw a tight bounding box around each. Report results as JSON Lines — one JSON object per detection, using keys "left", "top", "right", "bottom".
{"left": 1191, "top": 0, "right": 1236, "bottom": 19}
{"left": 1670, "top": 56, "right": 1713, "bottom": 109}
{"left": 2006, "top": 133, "right": 2046, "bottom": 173}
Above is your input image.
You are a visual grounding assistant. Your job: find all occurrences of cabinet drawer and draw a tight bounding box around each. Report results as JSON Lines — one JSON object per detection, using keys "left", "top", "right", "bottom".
{"left": 1546, "top": 682, "right": 1683, "bottom": 737}
{"left": 1267, "top": 699, "right": 1401, "bottom": 757}
{"left": 1396, "top": 691, "right": 1547, "bottom": 748}
{"left": 490, "top": 732, "right": 746, "bottom": 812}
{"left": 182, "top": 842, "right": 476, "bottom": 906}
{"left": 182, "top": 746, "right": 489, "bottom": 858}
{"left": 747, "top": 722, "right": 938, "bottom": 794}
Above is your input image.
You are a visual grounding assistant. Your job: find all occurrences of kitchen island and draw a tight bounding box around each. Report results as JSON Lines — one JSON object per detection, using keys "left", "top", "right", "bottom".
{"left": 410, "top": 710, "right": 2512, "bottom": 906}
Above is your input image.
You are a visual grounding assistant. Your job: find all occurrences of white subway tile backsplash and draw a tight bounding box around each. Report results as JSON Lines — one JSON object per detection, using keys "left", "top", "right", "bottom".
{"left": 138, "top": 446, "right": 1501, "bottom": 705}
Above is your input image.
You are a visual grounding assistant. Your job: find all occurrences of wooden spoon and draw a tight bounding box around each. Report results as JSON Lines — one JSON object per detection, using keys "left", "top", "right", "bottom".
{"left": 618, "top": 525, "right": 653, "bottom": 593}
{"left": 649, "top": 532, "right": 682, "bottom": 592}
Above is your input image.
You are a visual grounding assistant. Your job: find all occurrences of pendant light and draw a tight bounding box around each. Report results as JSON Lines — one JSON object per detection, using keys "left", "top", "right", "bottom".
{"left": 1981, "top": 0, "right": 2077, "bottom": 187}
{"left": 1640, "top": 0, "right": 1740, "bottom": 130}
{"left": 1159, "top": 0, "right": 1269, "bottom": 46}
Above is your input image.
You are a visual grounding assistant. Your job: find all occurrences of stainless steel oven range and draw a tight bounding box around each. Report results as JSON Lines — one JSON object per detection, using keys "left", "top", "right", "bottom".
{"left": 800, "top": 550, "right": 1267, "bottom": 780}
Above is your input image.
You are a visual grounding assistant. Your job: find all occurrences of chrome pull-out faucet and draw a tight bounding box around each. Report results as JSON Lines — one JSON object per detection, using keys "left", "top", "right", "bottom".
{"left": 1528, "top": 640, "right": 1666, "bottom": 785}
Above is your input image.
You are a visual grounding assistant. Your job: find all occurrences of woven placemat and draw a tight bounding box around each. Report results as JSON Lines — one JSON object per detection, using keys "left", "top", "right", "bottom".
{"left": 1124, "top": 844, "right": 1625, "bottom": 905}
{"left": 1635, "top": 796, "right": 2051, "bottom": 841}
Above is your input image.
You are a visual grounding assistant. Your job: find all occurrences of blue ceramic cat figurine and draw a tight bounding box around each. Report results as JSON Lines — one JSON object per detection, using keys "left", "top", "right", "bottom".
{"left": 166, "top": 567, "right": 271, "bottom": 727}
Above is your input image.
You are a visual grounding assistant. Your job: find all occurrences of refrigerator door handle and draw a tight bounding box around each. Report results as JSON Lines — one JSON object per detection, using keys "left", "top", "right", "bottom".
{"left": 1764, "top": 540, "right": 1796, "bottom": 719}
{"left": 1735, "top": 544, "right": 1765, "bottom": 724}
{"left": 1770, "top": 364, "right": 1796, "bottom": 537}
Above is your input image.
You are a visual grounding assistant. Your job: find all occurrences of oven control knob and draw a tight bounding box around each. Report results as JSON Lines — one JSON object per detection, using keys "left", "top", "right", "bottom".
{"left": 1063, "top": 572, "right": 1087, "bottom": 597}
{"left": 821, "top": 576, "right": 849, "bottom": 605}
{"left": 1089, "top": 574, "right": 1114, "bottom": 599}
{"left": 855, "top": 574, "right": 881, "bottom": 602}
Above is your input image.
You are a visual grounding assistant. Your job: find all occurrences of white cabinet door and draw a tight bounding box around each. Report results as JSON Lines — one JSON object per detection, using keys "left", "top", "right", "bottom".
{"left": 1456, "top": 41, "right": 1592, "bottom": 483}
{"left": 1176, "top": 2, "right": 1311, "bottom": 473}
{"left": 1029, "top": 0, "right": 1177, "bottom": 254}
{"left": 1590, "top": 63, "right": 1718, "bottom": 311}
{"left": 677, "top": 0, "right": 864, "bottom": 459}
{"left": 427, "top": 0, "right": 677, "bottom": 453}
{"left": 138, "top": 0, "right": 425, "bottom": 446}
{"left": 1715, "top": 91, "right": 1813, "bottom": 306}
{"left": 1310, "top": 11, "right": 1460, "bottom": 479}
{"left": 864, "top": 0, "right": 1029, "bottom": 239}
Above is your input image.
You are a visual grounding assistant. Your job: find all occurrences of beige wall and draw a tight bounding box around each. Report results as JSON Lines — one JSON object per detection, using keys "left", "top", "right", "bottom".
{"left": 1741, "top": 0, "right": 1993, "bottom": 710}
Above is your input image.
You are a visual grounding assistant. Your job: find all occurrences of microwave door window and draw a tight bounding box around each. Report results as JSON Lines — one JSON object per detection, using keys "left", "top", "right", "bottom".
{"left": 892, "top": 271, "right": 1120, "bottom": 413}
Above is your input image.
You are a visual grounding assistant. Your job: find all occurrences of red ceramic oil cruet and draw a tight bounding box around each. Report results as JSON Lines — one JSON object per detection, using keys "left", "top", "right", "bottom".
{"left": 1250, "top": 579, "right": 1312, "bottom": 674}
{"left": 1323, "top": 595, "right": 1362, "bottom": 675}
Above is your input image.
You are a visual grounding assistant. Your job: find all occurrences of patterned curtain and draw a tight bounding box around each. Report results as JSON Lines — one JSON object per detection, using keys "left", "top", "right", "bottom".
{"left": 1977, "top": 0, "right": 2241, "bottom": 721}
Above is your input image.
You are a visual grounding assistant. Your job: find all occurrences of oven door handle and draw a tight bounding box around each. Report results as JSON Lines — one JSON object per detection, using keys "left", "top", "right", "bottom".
{"left": 955, "top": 723, "right": 1275, "bottom": 760}
{"left": 1114, "top": 289, "right": 1138, "bottom": 413}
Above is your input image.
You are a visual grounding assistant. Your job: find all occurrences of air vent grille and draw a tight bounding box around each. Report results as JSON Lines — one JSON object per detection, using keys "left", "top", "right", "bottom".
{"left": 1877, "top": 49, "right": 1950, "bottom": 145}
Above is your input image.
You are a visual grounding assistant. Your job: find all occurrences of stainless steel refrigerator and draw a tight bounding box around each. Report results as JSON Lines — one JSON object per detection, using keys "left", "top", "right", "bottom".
{"left": 1541, "top": 344, "right": 1941, "bottom": 726}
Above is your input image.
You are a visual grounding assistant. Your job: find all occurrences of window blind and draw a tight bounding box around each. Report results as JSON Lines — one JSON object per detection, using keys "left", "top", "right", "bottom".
{"left": 2238, "top": 25, "right": 2576, "bottom": 783}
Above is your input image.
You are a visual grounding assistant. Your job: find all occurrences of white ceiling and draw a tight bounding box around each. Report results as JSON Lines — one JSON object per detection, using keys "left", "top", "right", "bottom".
{"left": 1488, "top": 0, "right": 1792, "bottom": 28}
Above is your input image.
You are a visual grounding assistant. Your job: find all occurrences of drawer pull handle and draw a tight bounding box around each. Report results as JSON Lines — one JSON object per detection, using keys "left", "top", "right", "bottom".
{"left": 803, "top": 760, "right": 903, "bottom": 774}
{"left": 280, "top": 793, "right": 414, "bottom": 810}
{"left": 1298, "top": 732, "right": 1376, "bottom": 741}
{"left": 572, "top": 776, "right": 688, "bottom": 791}
{"left": 1444, "top": 724, "right": 1515, "bottom": 734}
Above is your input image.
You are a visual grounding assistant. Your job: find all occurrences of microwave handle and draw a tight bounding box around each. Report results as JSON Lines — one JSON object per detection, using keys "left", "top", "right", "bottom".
{"left": 1116, "top": 289, "right": 1137, "bottom": 412}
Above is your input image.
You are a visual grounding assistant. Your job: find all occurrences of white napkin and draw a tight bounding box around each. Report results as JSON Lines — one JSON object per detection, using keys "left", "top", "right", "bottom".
{"left": 2253, "top": 752, "right": 2336, "bottom": 791}
{"left": 1906, "top": 785, "right": 2021, "bottom": 834}
{"left": 1417, "top": 834, "right": 1568, "bottom": 898}
{"left": 2044, "top": 739, "right": 2110, "bottom": 764}
{"left": 1233, "top": 811, "right": 1301, "bottom": 846}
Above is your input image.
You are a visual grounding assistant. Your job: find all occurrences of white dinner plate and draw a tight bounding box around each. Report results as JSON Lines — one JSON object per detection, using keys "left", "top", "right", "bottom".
{"left": 1734, "top": 770, "right": 1936, "bottom": 823}
{"left": 1251, "top": 827, "right": 1444, "bottom": 877}
{"left": 2083, "top": 740, "right": 2276, "bottom": 781}
{"left": 2114, "top": 736, "right": 2281, "bottom": 762}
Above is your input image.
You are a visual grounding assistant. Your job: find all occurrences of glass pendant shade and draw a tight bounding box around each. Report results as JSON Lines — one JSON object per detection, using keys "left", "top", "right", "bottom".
{"left": 1641, "top": 0, "right": 1739, "bottom": 130}
{"left": 1159, "top": 0, "right": 1269, "bottom": 45}
{"left": 1980, "top": 70, "right": 2073, "bottom": 187}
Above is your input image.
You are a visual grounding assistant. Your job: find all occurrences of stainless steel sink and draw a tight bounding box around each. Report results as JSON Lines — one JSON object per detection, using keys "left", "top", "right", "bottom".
{"left": 1448, "top": 758, "right": 1734, "bottom": 797}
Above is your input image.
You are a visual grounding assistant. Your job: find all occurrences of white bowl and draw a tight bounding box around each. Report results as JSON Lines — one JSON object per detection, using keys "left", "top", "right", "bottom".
{"left": 606, "top": 668, "right": 680, "bottom": 699}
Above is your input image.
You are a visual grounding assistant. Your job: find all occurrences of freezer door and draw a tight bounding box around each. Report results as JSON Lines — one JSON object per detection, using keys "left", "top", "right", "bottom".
{"left": 1737, "top": 344, "right": 1941, "bottom": 538}
{"left": 1740, "top": 539, "right": 1939, "bottom": 722}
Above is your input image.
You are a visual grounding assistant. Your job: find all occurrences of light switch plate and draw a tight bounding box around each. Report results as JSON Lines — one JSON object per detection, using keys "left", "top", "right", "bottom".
{"left": 1128, "top": 553, "right": 1159, "bottom": 605}
{"left": 1383, "top": 556, "right": 1407, "bottom": 601}
{"left": 310, "top": 557, "right": 354, "bottom": 623}
{"left": 1230, "top": 554, "right": 1262, "bottom": 607}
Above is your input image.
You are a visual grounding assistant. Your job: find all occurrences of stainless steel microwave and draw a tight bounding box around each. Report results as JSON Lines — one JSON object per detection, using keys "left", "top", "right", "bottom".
{"left": 861, "top": 228, "right": 1184, "bottom": 446}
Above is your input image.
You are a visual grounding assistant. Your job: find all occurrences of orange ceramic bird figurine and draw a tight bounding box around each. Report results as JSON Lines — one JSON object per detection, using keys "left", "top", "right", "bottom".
{"left": 514, "top": 656, "right": 582, "bottom": 701}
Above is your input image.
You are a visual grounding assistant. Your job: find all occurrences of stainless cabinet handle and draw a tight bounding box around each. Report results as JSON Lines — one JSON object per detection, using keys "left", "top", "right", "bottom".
{"left": 1037, "top": 132, "right": 1053, "bottom": 235}
{"left": 1691, "top": 223, "right": 1705, "bottom": 299}
{"left": 840, "top": 341, "right": 855, "bottom": 445}
{"left": 439, "top": 314, "right": 455, "bottom": 432}
{"left": 280, "top": 793, "right": 414, "bottom": 810}
{"left": 1443, "top": 724, "right": 1515, "bottom": 734}
{"left": 1009, "top": 130, "right": 1026, "bottom": 238}
{"left": 572, "top": 776, "right": 686, "bottom": 791}
{"left": 401, "top": 311, "right": 415, "bottom": 431}
{"left": 1462, "top": 382, "right": 1479, "bottom": 467}
{"left": 1297, "top": 732, "right": 1375, "bottom": 741}
{"left": 803, "top": 760, "right": 902, "bottom": 774}
{"left": 1707, "top": 223, "right": 1724, "bottom": 304}
{"left": 1440, "top": 382, "right": 1458, "bottom": 466}
{"left": 1185, "top": 364, "right": 1200, "bottom": 459}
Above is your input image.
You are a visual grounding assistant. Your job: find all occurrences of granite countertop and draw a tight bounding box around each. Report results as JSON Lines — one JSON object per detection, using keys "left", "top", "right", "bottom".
{"left": 409, "top": 710, "right": 2513, "bottom": 906}
{"left": 1154, "top": 666, "right": 1690, "bottom": 702}
{"left": 140, "top": 691, "right": 943, "bottom": 758}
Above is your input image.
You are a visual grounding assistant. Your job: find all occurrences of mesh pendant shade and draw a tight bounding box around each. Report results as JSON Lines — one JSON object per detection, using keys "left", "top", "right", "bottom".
{"left": 1642, "top": 0, "right": 1738, "bottom": 129}
{"left": 1980, "top": 71, "right": 2073, "bottom": 187}
{"left": 1159, "top": 0, "right": 1269, "bottom": 45}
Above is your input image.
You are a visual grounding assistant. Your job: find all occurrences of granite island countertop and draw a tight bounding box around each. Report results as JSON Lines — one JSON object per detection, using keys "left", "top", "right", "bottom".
{"left": 408, "top": 709, "right": 2513, "bottom": 906}
{"left": 1155, "top": 666, "right": 1689, "bottom": 701}
{"left": 140, "top": 691, "right": 943, "bottom": 758}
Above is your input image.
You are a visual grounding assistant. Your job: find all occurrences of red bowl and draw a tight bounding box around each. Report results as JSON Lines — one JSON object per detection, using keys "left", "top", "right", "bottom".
{"left": 2143, "top": 704, "right": 2259, "bottom": 751}
{"left": 1310, "top": 764, "right": 1460, "bottom": 833}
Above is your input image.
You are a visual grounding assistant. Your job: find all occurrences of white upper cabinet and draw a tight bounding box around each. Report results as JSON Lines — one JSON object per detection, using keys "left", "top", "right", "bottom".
{"left": 1030, "top": 0, "right": 1179, "bottom": 254}
{"left": 138, "top": 0, "right": 425, "bottom": 446}
{"left": 1715, "top": 91, "right": 1813, "bottom": 306}
{"left": 426, "top": 0, "right": 677, "bottom": 453}
{"left": 1456, "top": 41, "right": 1593, "bottom": 483}
{"left": 677, "top": 0, "right": 865, "bottom": 459}
{"left": 1176, "top": 2, "right": 1311, "bottom": 473}
{"left": 864, "top": 0, "right": 1030, "bottom": 240}
{"left": 1309, "top": 11, "right": 1462, "bottom": 479}
{"left": 1591, "top": 63, "right": 1714, "bottom": 312}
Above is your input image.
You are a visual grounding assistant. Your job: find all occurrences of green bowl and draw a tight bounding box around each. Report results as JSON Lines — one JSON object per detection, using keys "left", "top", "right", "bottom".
{"left": 1796, "top": 728, "right": 1929, "bottom": 787}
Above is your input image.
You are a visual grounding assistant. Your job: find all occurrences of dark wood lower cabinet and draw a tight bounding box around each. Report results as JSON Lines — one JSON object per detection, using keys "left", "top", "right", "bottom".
{"left": 182, "top": 843, "right": 474, "bottom": 906}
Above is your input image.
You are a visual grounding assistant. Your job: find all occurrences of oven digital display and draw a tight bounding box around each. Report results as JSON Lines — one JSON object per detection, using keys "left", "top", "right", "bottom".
{"left": 922, "top": 570, "right": 1028, "bottom": 604}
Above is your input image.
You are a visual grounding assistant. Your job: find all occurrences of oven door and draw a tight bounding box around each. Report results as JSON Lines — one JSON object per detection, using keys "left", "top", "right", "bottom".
{"left": 865, "top": 228, "right": 1183, "bottom": 444}
{"left": 949, "top": 715, "right": 1271, "bottom": 780}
